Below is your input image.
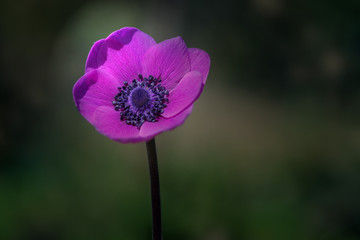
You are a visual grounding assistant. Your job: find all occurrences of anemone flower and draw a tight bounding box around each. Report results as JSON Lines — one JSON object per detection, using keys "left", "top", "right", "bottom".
{"left": 72, "top": 27, "right": 210, "bottom": 240}
{"left": 73, "top": 27, "right": 209, "bottom": 143}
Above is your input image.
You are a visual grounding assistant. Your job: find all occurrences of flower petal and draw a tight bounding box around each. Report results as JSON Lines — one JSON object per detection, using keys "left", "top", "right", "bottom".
{"left": 161, "top": 71, "right": 203, "bottom": 118}
{"left": 139, "top": 105, "right": 193, "bottom": 140}
{"left": 85, "top": 39, "right": 105, "bottom": 72}
{"left": 86, "top": 27, "right": 156, "bottom": 84}
{"left": 73, "top": 68, "right": 118, "bottom": 124}
{"left": 93, "top": 106, "right": 141, "bottom": 143}
{"left": 141, "top": 37, "right": 191, "bottom": 91}
{"left": 189, "top": 48, "right": 210, "bottom": 83}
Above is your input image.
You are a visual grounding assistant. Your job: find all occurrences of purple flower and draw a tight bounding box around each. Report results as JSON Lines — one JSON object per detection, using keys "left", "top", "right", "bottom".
{"left": 73, "top": 27, "right": 210, "bottom": 143}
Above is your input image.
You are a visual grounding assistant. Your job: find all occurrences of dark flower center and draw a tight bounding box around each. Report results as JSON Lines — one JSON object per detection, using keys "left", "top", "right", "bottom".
{"left": 130, "top": 88, "right": 150, "bottom": 107}
{"left": 112, "top": 74, "right": 169, "bottom": 128}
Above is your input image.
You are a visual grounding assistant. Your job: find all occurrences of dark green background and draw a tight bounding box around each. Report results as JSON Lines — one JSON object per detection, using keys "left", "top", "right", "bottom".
{"left": 1, "top": 0, "right": 359, "bottom": 239}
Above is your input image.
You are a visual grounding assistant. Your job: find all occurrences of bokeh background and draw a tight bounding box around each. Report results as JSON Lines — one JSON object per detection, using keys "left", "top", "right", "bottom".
{"left": 1, "top": 0, "right": 360, "bottom": 239}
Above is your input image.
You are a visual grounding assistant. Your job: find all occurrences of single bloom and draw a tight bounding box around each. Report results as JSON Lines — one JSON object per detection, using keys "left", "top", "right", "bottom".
{"left": 73, "top": 27, "right": 210, "bottom": 143}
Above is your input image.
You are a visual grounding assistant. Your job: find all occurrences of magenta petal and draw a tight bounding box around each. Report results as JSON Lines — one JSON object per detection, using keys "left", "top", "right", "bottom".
{"left": 85, "top": 39, "right": 105, "bottom": 72}
{"left": 87, "top": 27, "right": 156, "bottom": 84}
{"left": 73, "top": 68, "right": 118, "bottom": 124}
{"left": 93, "top": 106, "right": 141, "bottom": 143}
{"left": 142, "top": 37, "right": 191, "bottom": 91}
{"left": 139, "top": 105, "right": 193, "bottom": 140}
{"left": 161, "top": 71, "right": 203, "bottom": 118}
{"left": 189, "top": 48, "right": 210, "bottom": 84}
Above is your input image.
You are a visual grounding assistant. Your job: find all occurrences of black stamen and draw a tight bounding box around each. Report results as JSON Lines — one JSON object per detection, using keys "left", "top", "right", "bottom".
{"left": 113, "top": 75, "right": 169, "bottom": 128}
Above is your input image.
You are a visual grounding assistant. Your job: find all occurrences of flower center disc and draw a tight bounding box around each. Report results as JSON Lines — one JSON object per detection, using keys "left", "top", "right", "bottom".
{"left": 130, "top": 88, "right": 149, "bottom": 107}
{"left": 113, "top": 75, "right": 170, "bottom": 128}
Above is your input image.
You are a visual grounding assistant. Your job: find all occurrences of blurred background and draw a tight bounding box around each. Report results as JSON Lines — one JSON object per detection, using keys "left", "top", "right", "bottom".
{"left": 1, "top": 0, "right": 360, "bottom": 239}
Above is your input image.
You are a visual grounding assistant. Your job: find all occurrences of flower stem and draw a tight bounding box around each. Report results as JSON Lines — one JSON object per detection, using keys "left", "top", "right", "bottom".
{"left": 146, "top": 138, "right": 162, "bottom": 240}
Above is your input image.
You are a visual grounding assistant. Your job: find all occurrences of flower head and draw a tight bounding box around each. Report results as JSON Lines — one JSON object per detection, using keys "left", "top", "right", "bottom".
{"left": 73, "top": 27, "right": 210, "bottom": 143}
